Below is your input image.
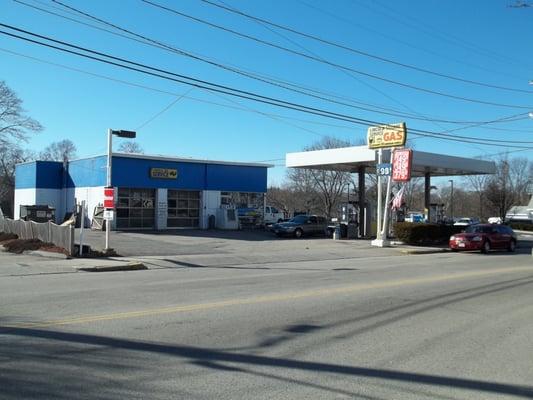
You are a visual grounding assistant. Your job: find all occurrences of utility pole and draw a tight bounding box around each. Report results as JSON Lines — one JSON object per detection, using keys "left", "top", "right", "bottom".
{"left": 449, "top": 179, "right": 454, "bottom": 221}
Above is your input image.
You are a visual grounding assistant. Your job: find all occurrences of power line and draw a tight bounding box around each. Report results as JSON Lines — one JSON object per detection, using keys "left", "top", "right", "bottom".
{"left": 141, "top": 0, "right": 533, "bottom": 110}
{"left": 1, "top": 24, "right": 532, "bottom": 149}
{"left": 44, "top": 0, "right": 518, "bottom": 127}
{"left": 198, "top": 0, "right": 533, "bottom": 94}
{"left": 22, "top": 0, "right": 530, "bottom": 130}
{"left": 135, "top": 87, "right": 195, "bottom": 130}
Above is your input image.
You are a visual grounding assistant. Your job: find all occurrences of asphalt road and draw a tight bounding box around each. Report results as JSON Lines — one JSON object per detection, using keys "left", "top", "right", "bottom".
{"left": 1, "top": 249, "right": 533, "bottom": 399}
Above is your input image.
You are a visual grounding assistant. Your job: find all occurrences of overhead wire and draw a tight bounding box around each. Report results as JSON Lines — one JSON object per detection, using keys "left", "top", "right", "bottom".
{"left": 42, "top": 0, "right": 524, "bottom": 127}
{"left": 21, "top": 0, "right": 531, "bottom": 131}
{"left": 141, "top": 0, "right": 533, "bottom": 110}
{"left": 1, "top": 23, "right": 532, "bottom": 149}
{"left": 198, "top": 0, "right": 533, "bottom": 94}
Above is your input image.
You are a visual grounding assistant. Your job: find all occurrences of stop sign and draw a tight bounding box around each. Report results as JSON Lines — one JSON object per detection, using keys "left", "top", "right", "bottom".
{"left": 104, "top": 187, "right": 114, "bottom": 209}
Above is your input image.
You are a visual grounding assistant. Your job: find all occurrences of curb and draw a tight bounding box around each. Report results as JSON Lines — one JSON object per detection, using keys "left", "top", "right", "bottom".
{"left": 25, "top": 250, "right": 69, "bottom": 259}
{"left": 399, "top": 248, "right": 450, "bottom": 255}
{"left": 77, "top": 261, "right": 147, "bottom": 272}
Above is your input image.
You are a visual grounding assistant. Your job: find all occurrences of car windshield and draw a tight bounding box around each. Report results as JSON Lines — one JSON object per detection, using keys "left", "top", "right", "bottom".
{"left": 465, "top": 225, "right": 492, "bottom": 234}
{"left": 290, "top": 215, "right": 308, "bottom": 224}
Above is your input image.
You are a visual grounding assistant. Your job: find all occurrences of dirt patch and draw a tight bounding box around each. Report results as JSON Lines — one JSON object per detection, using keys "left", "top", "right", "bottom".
{"left": 2, "top": 238, "right": 69, "bottom": 256}
{"left": 0, "top": 233, "right": 18, "bottom": 242}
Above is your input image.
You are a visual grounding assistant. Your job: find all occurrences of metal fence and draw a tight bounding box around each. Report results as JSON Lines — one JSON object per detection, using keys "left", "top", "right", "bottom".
{"left": 0, "top": 216, "right": 75, "bottom": 256}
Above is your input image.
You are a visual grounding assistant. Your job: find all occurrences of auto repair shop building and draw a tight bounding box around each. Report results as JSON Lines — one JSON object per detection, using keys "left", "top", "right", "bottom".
{"left": 14, "top": 153, "right": 270, "bottom": 230}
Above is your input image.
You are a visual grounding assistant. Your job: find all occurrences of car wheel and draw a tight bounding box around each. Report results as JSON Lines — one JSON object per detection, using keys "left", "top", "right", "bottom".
{"left": 508, "top": 239, "right": 516, "bottom": 252}
{"left": 482, "top": 240, "right": 491, "bottom": 254}
{"left": 294, "top": 228, "right": 303, "bottom": 239}
{"left": 451, "top": 248, "right": 459, "bottom": 252}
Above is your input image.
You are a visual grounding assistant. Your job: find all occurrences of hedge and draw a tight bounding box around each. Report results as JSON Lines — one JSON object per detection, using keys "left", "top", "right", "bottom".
{"left": 393, "top": 222, "right": 464, "bottom": 245}
{"left": 508, "top": 222, "right": 533, "bottom": 231}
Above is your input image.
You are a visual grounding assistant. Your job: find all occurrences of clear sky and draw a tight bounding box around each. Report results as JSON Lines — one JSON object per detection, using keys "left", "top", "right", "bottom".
{"left": 1, "top": 0, "right": 533, "bottom": 186}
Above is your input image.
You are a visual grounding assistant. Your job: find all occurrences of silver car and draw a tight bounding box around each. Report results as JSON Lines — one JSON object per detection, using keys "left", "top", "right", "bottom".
{"left": 272, "top": 215, "right": 328, "bottom": 238}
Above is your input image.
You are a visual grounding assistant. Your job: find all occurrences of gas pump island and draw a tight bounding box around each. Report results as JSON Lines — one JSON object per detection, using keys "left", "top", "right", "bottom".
{"left": 367, "top": 123, "right": 412, "bottom": 248}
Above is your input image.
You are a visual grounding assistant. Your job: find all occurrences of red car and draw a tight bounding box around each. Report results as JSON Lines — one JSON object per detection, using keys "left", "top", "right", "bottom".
{"left": 449, "top": 224, "right": 517, "bottom": 253}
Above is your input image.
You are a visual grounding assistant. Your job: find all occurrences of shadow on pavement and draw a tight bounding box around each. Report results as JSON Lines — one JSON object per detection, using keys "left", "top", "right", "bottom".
{"left": 1, "top": 326, "right": 532, "bottom": 399}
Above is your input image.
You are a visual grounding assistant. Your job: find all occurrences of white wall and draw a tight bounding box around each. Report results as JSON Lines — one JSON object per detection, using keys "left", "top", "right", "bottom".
{"left": 13, "top": 188, "right": 36, "bottom": 220}
{"left": 70, "top": 186, "right": 106, "bottom": 227}
{"left": 201, "top": 190, "right": 221, "bottom": 229}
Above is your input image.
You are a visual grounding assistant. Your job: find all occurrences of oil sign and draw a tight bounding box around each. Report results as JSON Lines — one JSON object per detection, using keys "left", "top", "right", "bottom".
{"left": 367, "top": 122, "right": 407, "bottom": 149}
{"left": 392, "top": 149, "right": 413, "bottom": 182}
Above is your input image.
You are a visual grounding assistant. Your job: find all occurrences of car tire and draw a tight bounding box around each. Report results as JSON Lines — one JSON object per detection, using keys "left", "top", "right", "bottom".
{"left": 451, "top": 248, "right": 459, "bottom": 252}
{"left": 294, "top": 228, "right": 303, "bottom": 239}
{"left": 277, "top": 219, "right": 283, "bottom": 223}
{"left": 508, "top": 239, "right": 516, "bottom": 252}
{"left": 482, "top": 240, "right": 491, "bottom": 254}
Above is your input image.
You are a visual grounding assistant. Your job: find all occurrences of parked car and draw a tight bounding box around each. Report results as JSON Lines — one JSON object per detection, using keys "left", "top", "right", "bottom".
{"left": 449, "top": 224, "right": 517, "bottom": 253}
{"left": 453, "top": 217, "right": 479, "bottom": 227}
{"left": 271, "top": 215, "right": 327, "bottom": 238}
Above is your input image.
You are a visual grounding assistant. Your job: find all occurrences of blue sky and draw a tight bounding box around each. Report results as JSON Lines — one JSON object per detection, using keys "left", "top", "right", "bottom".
{"left": 1, "top": 0, "right": 533, "bottom": 185}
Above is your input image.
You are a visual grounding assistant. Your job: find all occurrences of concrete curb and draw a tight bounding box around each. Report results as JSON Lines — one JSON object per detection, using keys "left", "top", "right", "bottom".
{"left": 77, "top": 261, "right": 147, "bottom": 272}
{"left": 25, "top": 250, "right": 69, "bottom": 259}
{"left": 398, "top": 248, "right": 450, "bottom": 255}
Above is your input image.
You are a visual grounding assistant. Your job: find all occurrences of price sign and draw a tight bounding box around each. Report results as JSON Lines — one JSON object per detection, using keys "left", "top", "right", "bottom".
{"left": 103, "top": 187, "right": 114, "bottom": 209}
{"left": 376, "top": 163, "right": 392, "bottom": 176}
{"left": 392, "top": 149, "right": 413, "bottom": 182}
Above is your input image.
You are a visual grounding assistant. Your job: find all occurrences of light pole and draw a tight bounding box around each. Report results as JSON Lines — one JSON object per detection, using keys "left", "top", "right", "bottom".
{"left": 449, "top": 179, "right": 454, "bottom": 222}
{"left": 105, "top": 129, "right": 136, "bottom": 252}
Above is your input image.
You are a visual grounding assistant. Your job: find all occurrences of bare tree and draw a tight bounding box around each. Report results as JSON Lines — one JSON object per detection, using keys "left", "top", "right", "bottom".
{"left": 0, "top": 145, "right": 35, "bottom": 217}
{"left": 118, "top": 141, "right": 144, "bottom": 154}
{"left": 40, "top": 139, "right": 77, "bottom": 162}
{"left": 286, "top": 136, "right": 352, "bottom": 218}
{"left": 485, "top": 156, "right": 532, "bottom": 219}
{"left": 0, "top": 81, "right": 43, "bottom": 145}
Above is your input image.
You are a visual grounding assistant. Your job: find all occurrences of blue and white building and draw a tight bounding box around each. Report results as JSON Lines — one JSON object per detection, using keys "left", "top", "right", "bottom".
{"left": 14, "top": 153, "right": 270, "bottom": 229}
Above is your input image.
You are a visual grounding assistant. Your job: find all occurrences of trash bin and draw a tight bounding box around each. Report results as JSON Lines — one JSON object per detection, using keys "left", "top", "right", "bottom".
{"left": 339, "top": 223, "right": 348, "bottom": 239}
{"left": 208, "top": 214, "right": 216, "bottom": 229}
{"left": 347, "top": 222, "right": 358, "bottom": 239}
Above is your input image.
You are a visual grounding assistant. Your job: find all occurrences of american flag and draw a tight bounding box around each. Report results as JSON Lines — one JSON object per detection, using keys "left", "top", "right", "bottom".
{"left": 391, "top": 186, "right": 406, "bottom": 211}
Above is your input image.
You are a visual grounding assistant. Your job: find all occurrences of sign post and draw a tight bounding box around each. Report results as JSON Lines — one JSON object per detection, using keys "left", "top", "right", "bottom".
{"left": 367, "top": 123, "right": 409, "bottom": 247}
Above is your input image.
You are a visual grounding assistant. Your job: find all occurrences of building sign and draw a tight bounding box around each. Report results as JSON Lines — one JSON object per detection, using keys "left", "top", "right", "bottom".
{"left": 367, "top": 122, "right": 407, "bottom": 149}
{"left": 150, "top": 168, "right": 178, "bottom": 180}
{"left": 392, "top": 149, "right": 413, "bottom": 182}
{"left": 376, "top": 163, "right": 392, "bottom": 176}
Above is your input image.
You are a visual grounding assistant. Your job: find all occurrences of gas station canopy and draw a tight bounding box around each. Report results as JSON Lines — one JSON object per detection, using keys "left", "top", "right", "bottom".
{"left": 286, "top": 145, "right": 496, "bottom": 177}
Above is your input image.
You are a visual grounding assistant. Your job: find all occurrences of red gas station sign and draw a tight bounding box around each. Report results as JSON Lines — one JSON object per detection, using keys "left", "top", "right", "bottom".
{"left": 392, "top": 149, "right": 413, "bottom": 182}
{"left": 103, "top": 187, "right": 115, "bottom": 209}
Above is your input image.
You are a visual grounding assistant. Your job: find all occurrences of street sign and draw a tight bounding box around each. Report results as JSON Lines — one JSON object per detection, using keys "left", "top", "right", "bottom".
{"left": 103, "top": 210, "right": 114, "bottom": 220}
{"left": 392, "top": 149, "right": 413, "bottom": 182}
{"left": 367, "top": 122, "right": 407, "bottom": 149}
{"left": 376, "top": 163, "right": 392, "bottom": 176}
{"left": 104, "top": 187, "right": 114, "bottom": 209}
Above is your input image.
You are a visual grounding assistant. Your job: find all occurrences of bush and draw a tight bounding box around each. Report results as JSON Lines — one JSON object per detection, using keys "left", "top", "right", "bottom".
{"left": 393, "top": 223, "right": 463, "bottom": 245}
{"left": 508, "top": 222, "right": 533, "bottom": 231}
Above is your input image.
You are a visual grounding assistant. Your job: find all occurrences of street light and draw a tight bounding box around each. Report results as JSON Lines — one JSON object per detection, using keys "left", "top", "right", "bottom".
{"left": 105, "top": 129, "right": 137, "bottom": 252}
{"left": 449, "top": 179, "right": 454, "bottom": 221}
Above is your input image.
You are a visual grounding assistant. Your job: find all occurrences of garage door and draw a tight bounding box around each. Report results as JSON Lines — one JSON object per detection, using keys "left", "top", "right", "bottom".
{"left": 116, "top": 188, "right": 155, "bottom": 229}
{"left": 167, "top": 190, "right": 200, "bottom": 228}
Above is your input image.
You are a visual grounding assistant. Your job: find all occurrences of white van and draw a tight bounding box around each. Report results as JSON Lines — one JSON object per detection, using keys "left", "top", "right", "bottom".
{"left": 264, "top": 206, "right": 285, "bottom": 225}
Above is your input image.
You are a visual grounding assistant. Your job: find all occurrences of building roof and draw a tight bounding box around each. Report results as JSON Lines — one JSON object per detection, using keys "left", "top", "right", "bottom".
{"left": 286, "top": 145, "right": 496, "bottom": 177}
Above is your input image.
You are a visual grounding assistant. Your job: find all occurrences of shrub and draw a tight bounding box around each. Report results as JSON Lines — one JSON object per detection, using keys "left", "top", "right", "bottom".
{"left": 393, "top": 223, "right": 463, "bottom": 245}
{"left": 508, "top": 222, "right": 533, "bottom": 231}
